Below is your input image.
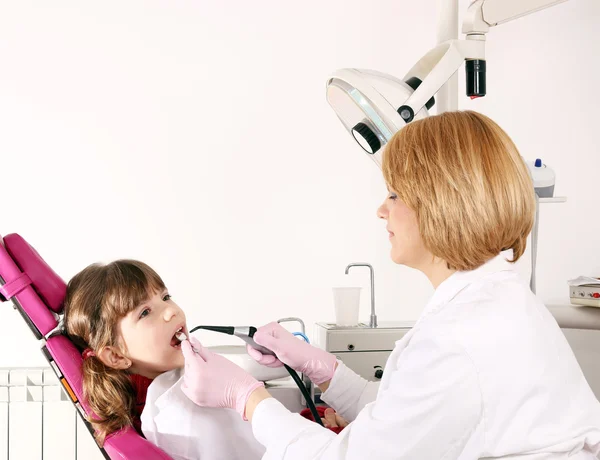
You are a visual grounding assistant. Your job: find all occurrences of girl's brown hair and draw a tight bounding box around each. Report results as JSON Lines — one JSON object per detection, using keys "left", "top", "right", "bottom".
{"left": 382, "top": 110, "right": 535, "bottom": 271}
{"left": 62, "top": 260, "right": 165, "bottom": 446}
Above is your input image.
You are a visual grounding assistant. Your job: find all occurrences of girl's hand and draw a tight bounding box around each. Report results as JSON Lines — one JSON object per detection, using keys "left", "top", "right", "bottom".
{"left": 321, "top": 408, "right": 349, "bottom": 429}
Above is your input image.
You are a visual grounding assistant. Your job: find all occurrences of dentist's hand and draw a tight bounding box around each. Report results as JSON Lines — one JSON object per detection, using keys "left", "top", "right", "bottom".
{"left": 181, "top": 337, "right": 265, "bottom": 420}
{"left": 247, "top": 322, "right": 338, "bottom": 386}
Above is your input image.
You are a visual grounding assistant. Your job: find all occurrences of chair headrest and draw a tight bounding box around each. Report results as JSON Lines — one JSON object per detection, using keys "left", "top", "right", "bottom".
{"left": 3, "top": 233, "right": 66, "bottom": 314}
{"left": 0, "top": 234, "right": 173, "bottom": 458}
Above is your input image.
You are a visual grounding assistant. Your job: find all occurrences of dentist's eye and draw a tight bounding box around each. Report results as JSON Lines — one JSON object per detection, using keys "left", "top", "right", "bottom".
{"left": 163, "top": 294, "right": 172, "bottom": 302}
{"left": 140, "top": 308, "right": 151, "bottom": 319}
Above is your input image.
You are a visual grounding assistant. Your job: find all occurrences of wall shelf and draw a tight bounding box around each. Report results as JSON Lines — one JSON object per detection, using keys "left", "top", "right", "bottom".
{"left": 539, "top": 196, "right": 567, "bottom": 203}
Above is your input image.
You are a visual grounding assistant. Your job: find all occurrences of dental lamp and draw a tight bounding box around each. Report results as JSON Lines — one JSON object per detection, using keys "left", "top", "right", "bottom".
{"left": 326, "top": 0, "right": 568, "bottom": 166}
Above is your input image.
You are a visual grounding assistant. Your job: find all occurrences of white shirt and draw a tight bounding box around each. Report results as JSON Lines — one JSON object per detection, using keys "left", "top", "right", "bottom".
{"left": 141, "top": 368, "right": 265, "bottom": 460}
{"left": 252, "top": 252, "right": 600, "bottom": 459}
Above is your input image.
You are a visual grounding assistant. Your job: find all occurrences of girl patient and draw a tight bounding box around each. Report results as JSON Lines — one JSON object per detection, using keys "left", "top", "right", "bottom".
{"left": 62, "top": 259, "right": 265, "bottom": 460}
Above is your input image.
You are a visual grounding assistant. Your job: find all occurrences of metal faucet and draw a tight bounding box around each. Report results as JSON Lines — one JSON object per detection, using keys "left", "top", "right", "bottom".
{"left": 345, "top": 263, "right": 377, "bottom": 328}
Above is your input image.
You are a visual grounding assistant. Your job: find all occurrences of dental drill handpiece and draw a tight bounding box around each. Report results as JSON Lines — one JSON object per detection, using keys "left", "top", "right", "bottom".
{"left": 187, "top": 325, "right": 276, "bottom": 356}
{"left": 233, "top": 326, "right": 277, "bottom": 356}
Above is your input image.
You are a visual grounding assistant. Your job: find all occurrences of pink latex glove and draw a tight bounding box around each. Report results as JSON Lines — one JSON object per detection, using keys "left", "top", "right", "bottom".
{"left": 181, "top": 337, "right": 264, "bottom": 420}
{"left": 247, "top": 322, "right": 337, "bottom": 385}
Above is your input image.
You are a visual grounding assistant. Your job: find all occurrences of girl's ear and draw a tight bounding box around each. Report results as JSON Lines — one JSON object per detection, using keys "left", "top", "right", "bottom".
{"left": 97, "top": 346, "right": 132, "bottom": 370}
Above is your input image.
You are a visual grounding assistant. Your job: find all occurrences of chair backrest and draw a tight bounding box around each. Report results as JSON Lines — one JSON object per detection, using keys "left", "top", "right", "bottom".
{"left": 0, "top": 233, "right": 172, "bottom": 460}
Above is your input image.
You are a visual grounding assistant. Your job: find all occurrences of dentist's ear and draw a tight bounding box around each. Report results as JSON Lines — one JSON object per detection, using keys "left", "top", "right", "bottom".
{"left": 97, "top": 346, "right": 132, "bottom": 370}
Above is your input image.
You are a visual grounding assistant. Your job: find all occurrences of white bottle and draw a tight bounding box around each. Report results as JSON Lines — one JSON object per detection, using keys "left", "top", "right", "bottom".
{"left": 526, "top": 158, "right": 555, "bottom": 198}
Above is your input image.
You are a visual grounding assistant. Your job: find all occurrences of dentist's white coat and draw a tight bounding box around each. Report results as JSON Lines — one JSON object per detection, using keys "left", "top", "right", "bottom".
{"left": 141, "top": 368, "right": 265, "bottom": 460}
{"left": 252, "top": 252, "right": 600, "bottom": 459}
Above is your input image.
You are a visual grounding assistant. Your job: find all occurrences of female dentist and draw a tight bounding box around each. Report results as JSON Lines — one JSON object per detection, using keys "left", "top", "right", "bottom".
{"left": 180, "top": 111, "right": 600, "bottom": 459}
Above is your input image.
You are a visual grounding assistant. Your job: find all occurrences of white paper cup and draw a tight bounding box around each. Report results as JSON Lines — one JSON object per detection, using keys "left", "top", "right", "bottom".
{"left": 332, "top": 287, "right": 361, "bottom": 326}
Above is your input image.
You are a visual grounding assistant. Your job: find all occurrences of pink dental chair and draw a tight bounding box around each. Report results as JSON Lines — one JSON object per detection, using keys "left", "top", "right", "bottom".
{"left": 0, "top": 233, "right": 172, "bottom": 460}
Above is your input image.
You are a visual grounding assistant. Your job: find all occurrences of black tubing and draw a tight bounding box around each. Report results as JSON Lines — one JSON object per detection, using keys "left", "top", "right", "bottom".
{"left": 284, "top": 364, "right": 323, "bottom": 426}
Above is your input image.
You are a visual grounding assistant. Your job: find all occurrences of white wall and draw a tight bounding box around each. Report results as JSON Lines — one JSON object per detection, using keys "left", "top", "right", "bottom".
{"left": 460, "top": 0, "right": 600, "bottom": 301}
{"left": 0, "top": 0, "right": 598, "bottom": 367}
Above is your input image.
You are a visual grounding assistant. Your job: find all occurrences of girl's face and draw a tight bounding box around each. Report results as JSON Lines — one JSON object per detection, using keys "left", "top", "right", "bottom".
{"left": 118, "top": 289, "right": 188, "bottom": 379}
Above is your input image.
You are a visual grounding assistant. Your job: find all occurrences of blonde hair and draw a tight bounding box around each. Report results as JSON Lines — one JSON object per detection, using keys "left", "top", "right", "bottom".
{"left": 382, "top": 110, "right": 535, "bottom": 271}
{"left": 62, "top": 260, "right": 165, "bottom": 446}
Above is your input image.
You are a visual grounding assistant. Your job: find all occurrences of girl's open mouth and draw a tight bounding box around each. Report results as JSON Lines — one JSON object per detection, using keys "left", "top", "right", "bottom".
{"left": 171, "top": 326, "right": 185, "bottom": 348}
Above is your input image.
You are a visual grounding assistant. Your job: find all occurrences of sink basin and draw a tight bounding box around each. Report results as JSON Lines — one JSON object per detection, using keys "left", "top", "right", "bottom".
{"left": 208, "top": 345, "right": 290, "bottom": 382}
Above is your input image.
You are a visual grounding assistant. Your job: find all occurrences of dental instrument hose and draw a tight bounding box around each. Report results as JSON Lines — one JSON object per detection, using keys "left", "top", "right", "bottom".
{"left": 189, "top": 325, "right": 324, "bottom": 427}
